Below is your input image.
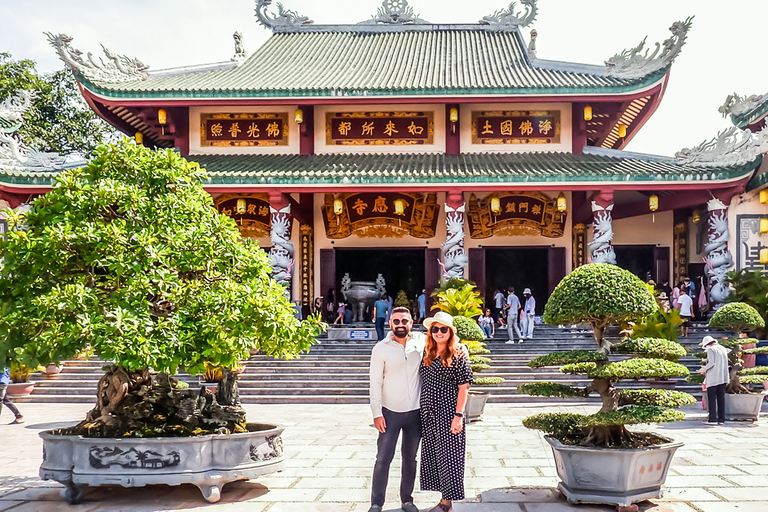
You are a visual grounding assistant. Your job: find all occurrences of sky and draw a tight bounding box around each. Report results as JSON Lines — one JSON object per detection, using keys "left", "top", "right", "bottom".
{"left": 1, "top": 0, "right": 766, "bottom": 157}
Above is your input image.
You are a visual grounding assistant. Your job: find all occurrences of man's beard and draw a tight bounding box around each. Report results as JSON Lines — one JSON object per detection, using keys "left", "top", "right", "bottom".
{"left": 393, "top": 326, "right": 408, "bottom": 338}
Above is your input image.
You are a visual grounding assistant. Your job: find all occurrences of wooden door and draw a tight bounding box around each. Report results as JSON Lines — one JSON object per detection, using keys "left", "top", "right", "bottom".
{"left": 468, "top": 248, "right": 486, "bottom": 304}
{"left": 424, "top": 248, "right": 440, "bottom": 315}
{"left": 320, "top": 249, "right": 335, "bottom": 323}
{"left": 548, "top": 247, "right": 566, "bottom": 296}
{"left": 654, "top": 246, "right": 670, "bottom": 285}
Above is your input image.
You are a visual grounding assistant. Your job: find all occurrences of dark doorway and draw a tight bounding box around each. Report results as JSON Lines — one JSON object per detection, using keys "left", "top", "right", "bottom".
{"left": 485, "top": 248, "right": 549, "bottom": 315}
{"left": 614, "top": 245, "right": 655, "bottom": 281}
{"left": 335, "top": 248, "right": 425, "bottom": 319}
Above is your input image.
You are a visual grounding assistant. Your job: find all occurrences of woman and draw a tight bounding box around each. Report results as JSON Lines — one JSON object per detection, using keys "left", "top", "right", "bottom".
{"left": 420, "top": 312, "right": 473, "bottom": 512}
{"left": 478, "top": 308, "right": 494, "bottom": 339}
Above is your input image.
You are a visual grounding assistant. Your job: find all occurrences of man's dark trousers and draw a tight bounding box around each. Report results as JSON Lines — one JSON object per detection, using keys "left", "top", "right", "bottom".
{"left": 707, "top": 383, "right": 726, "bottom": 423}
{"left": 375, "top": 317, "right": 386, "bottom": 341}
{"left": 371, "top": 407, "right": 421, "bottom": 507}
{"left": 0, "top": 383, "right": 20, "bottom": 418}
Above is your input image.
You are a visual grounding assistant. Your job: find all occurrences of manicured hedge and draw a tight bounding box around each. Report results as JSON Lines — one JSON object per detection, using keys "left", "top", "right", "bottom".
{"left": 454, "top": 316, "right": 486, "bottom": 342}
{"left": 618, "top": 389, "right": 697, "bottom": 407}
{"left": 528, "top": 350, "right": 607, "bottom": 368}
{"left": 709, "top": 302, "right": 765, "bottom": 333}
{"left": 613, "top": 338, "right": 687, "bottom": 362}
{"left": 519, "top": 382, "right": 589, "bottom": 398}
{"left": 587, "top": 358, "right": 690, "bottom": 380}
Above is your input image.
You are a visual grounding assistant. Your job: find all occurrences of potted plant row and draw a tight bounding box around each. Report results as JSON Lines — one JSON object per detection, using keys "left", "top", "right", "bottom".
{"left": 518, "top": 263, "right": 694, "bottom": 508}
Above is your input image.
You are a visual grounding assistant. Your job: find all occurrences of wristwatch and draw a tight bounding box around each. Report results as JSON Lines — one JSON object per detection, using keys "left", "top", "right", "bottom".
{"left": 454, "top": 412, "right": 464, "bottom": 418}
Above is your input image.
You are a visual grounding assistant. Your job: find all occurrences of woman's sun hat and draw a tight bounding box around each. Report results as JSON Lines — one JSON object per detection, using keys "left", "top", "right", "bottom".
{"left": 423, "top": 311, "right": 457, "bottom": 335}
{"left": 700, "top": 335, "right": 717, "bottom": 347}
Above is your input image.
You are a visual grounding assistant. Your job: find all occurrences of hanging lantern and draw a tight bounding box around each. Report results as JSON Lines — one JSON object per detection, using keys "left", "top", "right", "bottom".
{"left": 692, "top": 208, "right": 701, "bottom": 224}
{"left": 761, "top": 248, "right": 768, "bottom": 265}
{"left": 583, "top": 105, "right": 593, "bottom": 121}
{"left": 449, "top": 108, "right": 459, "bottom": 123}
{"left": 760, "top": 218, "right": 768, "bottom": 234}
{"left": 394, "top": 198, "right": 406, "bottom": 216}
{"left": 760, "top": 189, "right": 768, "bottom": 204}
{"left": 333, "top": 198, "right": 343, "bottom": 215}
{"left": 236, "top": 198, "right": 247, "bottom": 215}
{"left": 490, "top": 196, "right": 501, "bottom": 214}
{"left": 157, "top": 109, "right": 167, "bottom": 125}
{"left": 134, "top": 132, "right": 143, "bottom": 144}
{"left": 649, "top": 194, "right": 659, "bottom": 212}
{"left": 295, "top": 108, "right": 304, "bottom": 124}
{"left": 556, "top": 192, "right": 567, "bottom": 213}
{"left": 617, "top": 123, "right": 627, "bottom": 138}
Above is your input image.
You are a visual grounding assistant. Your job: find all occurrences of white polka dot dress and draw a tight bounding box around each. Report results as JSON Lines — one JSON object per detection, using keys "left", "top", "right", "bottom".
{"left": 419, "top": 355, "right": 473, "bottom": 501}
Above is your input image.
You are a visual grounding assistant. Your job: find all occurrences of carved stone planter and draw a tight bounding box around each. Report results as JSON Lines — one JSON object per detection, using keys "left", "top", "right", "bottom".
{"left": 7, "top": 381, "right": 35, "bottom": 398}
{"left": 546, "top": 436, "right": 682, "bottom": 507}
{"left": 465, "top": 390, "right": 489, "bottom": 422}
{"left": 40, "top": 423, "right": 285, "bottom": 504}
{"left": 724, "top": 393, "right": 764, "bottom": 421}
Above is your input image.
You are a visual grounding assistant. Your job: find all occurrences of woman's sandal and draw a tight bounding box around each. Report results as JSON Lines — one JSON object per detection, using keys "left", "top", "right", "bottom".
{"left": 428, "top": 503, "right": 452, "bottom": 512}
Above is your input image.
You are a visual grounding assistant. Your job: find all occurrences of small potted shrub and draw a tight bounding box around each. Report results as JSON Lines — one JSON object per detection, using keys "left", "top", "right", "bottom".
{"left": 518, "top": 263, "right": 694, "bottom": 508}
{"left": 453, "top": 316, "right": 504, "bottom": 421}
{"left": 8, "top": 361, "right": 37, "bottom": 397}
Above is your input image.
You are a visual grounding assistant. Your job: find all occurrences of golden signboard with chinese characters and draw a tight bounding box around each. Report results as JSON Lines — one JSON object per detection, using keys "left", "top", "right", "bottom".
{"left": 201, "top": 113, "right": 289, "bottom": 147}
{"left": 214, "top": 193, "right": 271, "bottom": 238}
{"left": 471, "top": 110, "right": 560, "bottom": 145}
{"left": 322, "top": 192, "right": 439, "bottom": 239}
{"left": 573, "top": 223, "right": 587, "bottom": 268}
{"left": 467, "top": 192, "right": 566, "bottom": 238}
{"left": 326, "top": 111, "right": 434, "bottom": 146}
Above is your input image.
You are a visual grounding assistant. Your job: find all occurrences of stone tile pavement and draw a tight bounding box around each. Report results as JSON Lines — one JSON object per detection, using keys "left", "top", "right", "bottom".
{"left": 0, "top": 401, "right": 767, "bottom": 511}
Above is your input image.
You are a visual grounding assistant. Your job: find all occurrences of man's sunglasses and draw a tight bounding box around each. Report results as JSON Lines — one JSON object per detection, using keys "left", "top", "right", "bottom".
{"left": 392, "top": 318, "right": 411, "bottom": 325}
{"left": 430, "top": 326, "right": 451, "bottom": 334}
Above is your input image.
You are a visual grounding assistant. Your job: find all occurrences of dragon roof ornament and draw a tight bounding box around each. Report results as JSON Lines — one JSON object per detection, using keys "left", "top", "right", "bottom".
{"left": 255, "top": 0, "right": 313, "bottom": 30}
{"left": 0, "top": 90, "right": 67, "bottom": 171}
{"left": 0, "top": 90, "right": 34, "bottom": 134}
{"left": 480, "top": 0, "right": 538, "bottom": 29}
{"left": 359, "top": 0, "right": 430, "bottom": 25}
{"left": 675, "top": 125, "right": 768, "bottom": 169}
{"left": 605, "top": 16, "right": 693, "bottom": 80}
{"left": 46, "top": 33, "right": 149, "bottom": 84}
{"left": 719, "top": 92, "right": 768, "bottom": 119}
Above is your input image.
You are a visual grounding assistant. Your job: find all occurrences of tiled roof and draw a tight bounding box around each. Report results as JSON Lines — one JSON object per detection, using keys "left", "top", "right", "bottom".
{"left": 732, "top": 96, "right": 768, "bottom": 129}
{"left": 79, "top": 26, "right": 657, "bottom": 99}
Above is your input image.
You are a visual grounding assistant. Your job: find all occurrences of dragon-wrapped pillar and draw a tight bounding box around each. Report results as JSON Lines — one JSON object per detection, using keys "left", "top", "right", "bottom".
{"left": 588, "top": 192, "right": 617, "bottom": 265}
{"left": 268, "top": 193, "right": 294, "bottom": 295}
{"left": 441, "top": 192, "right": 467, "bottom": 279}
{"left": 705, "top": 196, "right": 733, "bottom": 306}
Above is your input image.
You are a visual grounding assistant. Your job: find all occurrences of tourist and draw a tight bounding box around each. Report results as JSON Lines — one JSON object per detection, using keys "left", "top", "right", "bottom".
{"left": 521, "top": 288, "right": 536, "bottom": 339}
{"left": 504, "top": 287, "right": 522, "bottom": 344}
{"left": 313, "top": 296, "right": 323, "bottom": 315}
{"left": 368, "top": 307, "right": 425, "bottom": 512}
{"left": 343, "top": 301, "right": 354, "bottom": 324}
{"left": 417, "top": 289, "right": 426, "bottom": 323}
{"left": 326, "top": 288, "right": 336, "bottom": 324}
{"left": 697, "top": 335, "right": 729, "bottom": 424}
{"left": 373, "top": 294, "right": 391, "bottom": 341}
{"left": 478, "top": 308, "right": 494, "bottom": 339}
{"left": 335, "top": 301, "right": 345, "bottom": 324}
{"left": 492, "top": 288, "right": 505, "bottom": 324}
{"left": 678, "top": 285, "right": 693, "bottom": 337}
{"left": 658, "top": 292, "right": 671, "bottom": 313}
{"left": 0, "top": 367, "right": 24, "bottom": 425}
{"left": 420, "top": 312, "right": 472, "bottom": 512}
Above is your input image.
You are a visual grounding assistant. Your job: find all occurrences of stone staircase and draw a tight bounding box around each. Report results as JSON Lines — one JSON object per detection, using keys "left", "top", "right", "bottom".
{"left": 20, "top": 324, "right": 717, "bottom": 405}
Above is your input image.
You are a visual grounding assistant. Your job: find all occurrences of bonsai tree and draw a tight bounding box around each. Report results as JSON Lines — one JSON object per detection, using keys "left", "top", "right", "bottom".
{"left": 519, "top": 263, "right": 694, "bottom": 448}
{"left": 453, "top": 316, "right": 503, "bottom": 386}
{"left": 725, "top": 269, "right": 768, "bottom": 338}
{"left": 0, "top": 141, "right": 324, "bottom": 437}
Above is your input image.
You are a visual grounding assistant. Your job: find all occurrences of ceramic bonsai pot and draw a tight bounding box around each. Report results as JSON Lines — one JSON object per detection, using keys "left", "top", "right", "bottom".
{"left": 43, "top": 364, "right": 63, "bottom": 377}
{"left": 40, "top": 422, "right": 285, "bottom": 504}
{"left": 546, "top": 435, "right": 683, "bottom": 507}
{"left": 724, "top": 393, "right": 764, "bottom": 421}
{"left": 465, "top": 390, "right": 489, "bottom": 422}
{"left": 7, "top": 381, "right": 35, "bottom": 398}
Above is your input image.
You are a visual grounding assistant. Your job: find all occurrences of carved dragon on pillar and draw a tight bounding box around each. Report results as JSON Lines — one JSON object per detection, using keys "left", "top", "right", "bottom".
{"left": 704, "top": 198, "right": 733, "bottom": 306}
{"left": 442, "top": 203, "right": 468, "bottom": 279}
{"left": 269, "top": 205, "right": 294, "bottom": 290}
{"left": 588, "top": 202, "right": 617, "bottom": 265}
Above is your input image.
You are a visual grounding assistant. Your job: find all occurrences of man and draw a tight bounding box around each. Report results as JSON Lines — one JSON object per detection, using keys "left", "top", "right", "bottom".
{"left": 372, "top": 294, "right": 391, "bottom": 341}
{"left": 505, "top": 287, "right": 522, "bottom": 344}
{"left": 521, "top": 288, "right": 536, "bottom": 339}
{"left": 697, "top": 335, "right": 730, "bottom": 425}
{"left": 417, "top": 290, "right": 426, "bottom": 323}
{"left": 678, "top": 286, "right": 693, "bottom": 338}
{"left": 492, "top": 288, "right": 505, "bottom": 324}
{"left": 0, "top": 367, "right": 24, "bottom": 425}
{"left": 368, "top": 307, "right": 424, "bottom": 512}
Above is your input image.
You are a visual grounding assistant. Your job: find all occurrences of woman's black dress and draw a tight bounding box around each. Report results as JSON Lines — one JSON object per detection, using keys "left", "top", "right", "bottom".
{"left": 419, "top": 355, "right": 473, "bottom": 501}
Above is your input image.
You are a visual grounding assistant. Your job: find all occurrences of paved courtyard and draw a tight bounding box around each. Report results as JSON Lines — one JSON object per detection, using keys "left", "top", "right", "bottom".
{"left": 0, "top": 401, "right": 766, "bottom": 511}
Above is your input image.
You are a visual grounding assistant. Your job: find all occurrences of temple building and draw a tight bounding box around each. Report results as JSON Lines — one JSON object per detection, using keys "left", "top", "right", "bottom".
{"left": 2, "top": 0, "right": 768, "bottom": 318}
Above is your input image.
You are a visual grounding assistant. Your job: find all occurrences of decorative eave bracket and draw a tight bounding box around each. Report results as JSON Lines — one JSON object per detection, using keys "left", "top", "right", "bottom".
{"left": 359, "top": 0, "right": 430, "bottom": 25}
{"left": 675, "top": 125, "right": 768, "bottom": 169}
{"left": 255, "top": 0, "right": 313, "bottom": 30}
{"left": 480, "top": 0, "right": 537, "bottom": 29}
{"left": 46, "top": 33, "right": 149, "bottom": 84}
{"left": 605, "top": 16, "right": 693, "bottom": 80}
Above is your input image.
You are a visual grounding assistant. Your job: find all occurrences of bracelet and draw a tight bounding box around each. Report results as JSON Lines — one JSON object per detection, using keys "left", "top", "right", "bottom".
{"left": 454, "top": 412, "right": 464, "bottom": 418}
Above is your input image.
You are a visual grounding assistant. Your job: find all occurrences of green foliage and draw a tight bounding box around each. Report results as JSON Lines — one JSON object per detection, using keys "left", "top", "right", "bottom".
{"left": 0, "top": 53, "right": 117, "bottom": 157}
{"left": 725, "top": 269, "right": 768, "bottom": 338}
{"left": 588, "top": 358, "right": 690, "bottom": 380}
{"left": 560, "top": 362, "right": 597, "bottom": 375}
{"left": 522, "top": 413, "right": 584, "bottom": 440}
{"left": 463, "top": 339, "right": 490, "bottom": 355}
{"left": 453, "top": 315, "right": 486, "bottom": 342}
{"left": 743, "top": 346, "right": 768, "bottom": 355}
{"left": 474, "top": 376, "right": 504, "bottom": 386}
{"left": 519, "top": 382, "right": 589, "bottom": 398}
{"left": 0, "top": 141, "right": 324, "bottom": 374}
{"left": 739, "top": 366, "right": 768, "bottom": 375}
{"left": 709, "top": 302, "right": 765, "bottom": 335}
{"left": 543, "top": 263, "right": 658, "bottom": 334}
{"left": 686, "top": 373, "right": 705, "bottom": 385}
{"left": 583, "top": 406, "right": 685, "bottom": 427}
{"left": 623, "top": 308, "right": 683, "bottom": 342}
{"left": 718, "top": 338, "right": 753, "bottom": 349}
{"left": 613, "top": 338, "right": 687, "bottom": 362}
{"left": 618, "top": 389, "right": 696, "bottom": 407}
{"left": 738, "top": 374, "right": 768, "bottom": 385}
{"left": 432, "top": 283, "right": 483, "bottom": 318}
{"left": 528, "top": 350, "right": 607, "bottom": 368}
{"left": 431, "top": 277, "right": 474, "bottom": 298}
{"left": 394, "top": 290, "right": 410, "bottom": 308}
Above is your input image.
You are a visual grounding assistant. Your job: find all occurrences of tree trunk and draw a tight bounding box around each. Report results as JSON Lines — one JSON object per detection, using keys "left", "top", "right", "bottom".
{"left": 591, "top": 377, "right": 618, "bottom": 413}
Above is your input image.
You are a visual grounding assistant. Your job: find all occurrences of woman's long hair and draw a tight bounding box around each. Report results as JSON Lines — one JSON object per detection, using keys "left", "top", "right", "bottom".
{"left": 423, "top": 326, "right": 458, "bottom": 368}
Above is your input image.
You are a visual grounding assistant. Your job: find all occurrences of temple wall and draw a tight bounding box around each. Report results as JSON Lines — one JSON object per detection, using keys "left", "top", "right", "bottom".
{"left": 728, "top": 184, "right": 765, "bottom": 273}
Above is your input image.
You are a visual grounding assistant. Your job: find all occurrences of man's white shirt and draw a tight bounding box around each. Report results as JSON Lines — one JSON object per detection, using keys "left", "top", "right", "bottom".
{"left": 369, "top": 331, "right": 426, "bottom": 418}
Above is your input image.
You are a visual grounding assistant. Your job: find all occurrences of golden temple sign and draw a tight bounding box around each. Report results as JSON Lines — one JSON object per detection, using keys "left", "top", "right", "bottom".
{"left": 214, "top": 193, "right": 271, "bottom": 238}
{"left": 326, "top": 111, "right": 434, "bottom": 146}
{"left": 471, "top": 110, "right": 560, "bottom": 145}
{"left": 322, "top": 192, "right": 439, "bottom": 239}
{"left": 467, "top": 192, "right": 566, "bottom": 238}
{"left": 201, "top": 113, "right": 289, "bottom": 147}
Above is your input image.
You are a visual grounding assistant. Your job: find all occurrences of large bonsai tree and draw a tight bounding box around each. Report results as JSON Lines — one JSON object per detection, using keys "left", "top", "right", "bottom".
{"left": 0, "top": 141, "right": 323, "bottom": 437}
{"left": 725, "top": 269, "right": 768, "bottom": 338}
{"left": 520, "top": 264, "right": 694, "bottom": 448}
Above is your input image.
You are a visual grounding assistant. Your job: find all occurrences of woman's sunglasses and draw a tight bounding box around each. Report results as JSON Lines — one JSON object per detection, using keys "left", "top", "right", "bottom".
{"left": 430, "top": 326, "right": 450, "bottom": 334}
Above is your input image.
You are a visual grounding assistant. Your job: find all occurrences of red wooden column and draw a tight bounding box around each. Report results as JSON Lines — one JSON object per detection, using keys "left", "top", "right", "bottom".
{"left": 588, "top": 190, "right": 616, "bottom": 264}
{"left": 268, "top": 192, "right": 294, "bottom": 296}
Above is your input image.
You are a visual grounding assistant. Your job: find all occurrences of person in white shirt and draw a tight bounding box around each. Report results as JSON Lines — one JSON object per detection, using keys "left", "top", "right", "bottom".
{"left": 505, "top": 288, "right": 522, "bottom": 344}
{"left": 521, "top": 288, "right": 536, "bottom": 339}
{"left": 492, "top": 289, "right": 505, "bottom": 325}
{"left": 697, "top": 335, "right": 730, "bottom": 424}
{"left": 677, "top": 286, "right": 693, "bottom": 337}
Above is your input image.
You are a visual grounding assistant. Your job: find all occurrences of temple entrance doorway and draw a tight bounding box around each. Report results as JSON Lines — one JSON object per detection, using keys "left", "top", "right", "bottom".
{"left": 614, "top": 245, "right": 669, "bottom": 284}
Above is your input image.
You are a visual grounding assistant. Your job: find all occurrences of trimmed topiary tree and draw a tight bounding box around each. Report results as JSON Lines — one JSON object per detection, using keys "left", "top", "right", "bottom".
{"left": 0, "top": 141, "right": 324, "bottom": 437}
{"left": 453, "top": 316, "right": 504, "bottom": 386}
{"left": 520, "top": 264, "right": 694, "bottom": 448}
